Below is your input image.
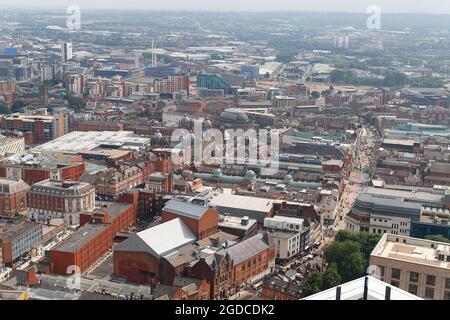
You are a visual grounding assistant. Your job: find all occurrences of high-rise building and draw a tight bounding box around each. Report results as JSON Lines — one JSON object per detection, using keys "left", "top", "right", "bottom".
{"left": 61, "top": 42, "right": 73, "bottom": 63}
{"left": 240, "top": 64, "right": 260, "bottom": 80}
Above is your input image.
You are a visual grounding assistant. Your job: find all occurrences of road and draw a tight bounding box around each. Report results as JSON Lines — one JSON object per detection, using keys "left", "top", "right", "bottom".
{"left": 326, "top": 125, "right": 378, "bottom": 238}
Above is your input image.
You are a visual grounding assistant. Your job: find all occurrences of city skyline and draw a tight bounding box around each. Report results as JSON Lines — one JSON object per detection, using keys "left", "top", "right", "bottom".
{"left": 1, "top": 0, "right": 450, "bottom": 14}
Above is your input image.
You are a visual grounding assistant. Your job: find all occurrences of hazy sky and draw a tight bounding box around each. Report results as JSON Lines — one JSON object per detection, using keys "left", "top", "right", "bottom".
{"left": 1, "top": 0, "right": 450, "bottom": 14}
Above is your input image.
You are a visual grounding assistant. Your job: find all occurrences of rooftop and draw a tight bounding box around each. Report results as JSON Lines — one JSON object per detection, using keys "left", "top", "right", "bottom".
{"left": 53, "top": 223, "right": 108, "bottom": 253}
{"left": 371, "top": 233, "right": 450, "bottom": 270}
{"left": 115, "top": 218, "right": 197, "bottom": 257}
{"left": 34, "top": 131, "right": 150, "bottom": 152}
{"left": 163, "top": 198, "right": 210, "bottom": 220}
{"left": 0, "top": 178, "right": 29, "bottom": 194}
{"left": 210, "top": 193, "right": 274, "bottom": 214}
{"left": 219, "top": 232, "right": 274, "bottom": 265}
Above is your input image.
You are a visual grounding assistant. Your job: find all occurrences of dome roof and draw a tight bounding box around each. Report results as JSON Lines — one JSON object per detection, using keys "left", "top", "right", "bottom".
{"left": 219, "top": 108, "right": 249, "bottom": 123}
{"left": 180, "top": 114, "right": 191, "bottom": 128}
{"left": 213, "top": 168, "right": 222, "bottom": 177}
{"left": 245, "top": 170, "right": 256, "bottom": 180}
{"left": 202, "top": 119, "right": 212, "bottom": 129}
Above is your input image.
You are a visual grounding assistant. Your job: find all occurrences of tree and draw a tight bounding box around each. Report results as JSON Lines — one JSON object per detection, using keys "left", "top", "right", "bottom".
{"left": 322, "top": 263, "right": 341, "bottom": 290}
{"left": 334, "top": 230, "right": 381, "bottom": 261}
{"left": 12, "top": 100, "right": 26, "bottom": 113}
{"left": 301, "top": 272, "right": 323, "bottom": 297}
{"left": 264, "top": 72, "right": 270, "bottom": 79}
{"left": 382, "top": 70, "right": 408, "bottom": 87}
{"left": 0, "top": 102, "right": 9, "bottom": 115}
{"left": 425, "top": 234, "right": 450, "bottom": 243}
{"left": 330, "top": 69, "right": 355, "bottom": 84}
{"left": 324, "top": 240, "right": 366, "bottom": 282}
{"left": 311, "top": 91, "right": 320, "bottom": 99}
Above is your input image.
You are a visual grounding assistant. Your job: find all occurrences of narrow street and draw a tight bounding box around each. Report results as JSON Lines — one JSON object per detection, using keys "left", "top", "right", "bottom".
{"left": 326, "top": 125, "right": 378, "bottom": 240}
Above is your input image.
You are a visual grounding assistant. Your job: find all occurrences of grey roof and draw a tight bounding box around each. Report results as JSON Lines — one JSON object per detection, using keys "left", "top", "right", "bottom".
{"left": 114, "top": 218, "right": 197, "bottom": 258}
{"left": 163, "top": 198, "right": 210, "bottom": 220}
{"left": 219, "top": 232, "right": 274, "bottom": 265}
{"left": 53, "top": 224, "right": 109, "bottom": 253}
{"left": 287, "top": 142, "right": 345, "bottom": 159}
{"left": 152, "top": 284, "right": 179, "bottom": 300}
{"left": 355, "top": 193, "right": 422, "bottom": 219}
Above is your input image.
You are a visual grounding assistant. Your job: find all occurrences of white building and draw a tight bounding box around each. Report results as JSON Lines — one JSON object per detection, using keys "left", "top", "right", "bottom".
{"left": 271, "top": 231, "right": 302, "bottom": 260}
{"left": 264, "top": 215, "right": 305, "bottom": 232}
{"left": 264, "top": 215, "right": 310, "bottom": 260}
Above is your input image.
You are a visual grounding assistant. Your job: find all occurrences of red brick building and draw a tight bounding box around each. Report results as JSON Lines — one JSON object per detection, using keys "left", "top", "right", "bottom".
{"left": 191, "top": 232, "right": 276, "bottom": 299}
{"left": 0, "top": 152, "right": 85, "bottom": 185}
{"left": 49, "top": 200, "right": 136, "bottom": 275}
{"left": 0, "top": 178, "right": 29, "bottom": 218}
{"left": 161, "top": 198, "right": 219, "bottom": 240}
{"left": 113, "top": 218, "right": 197, "bottom": 285}
{"left": 260, "top": 275, "right": 303, "bottom": 300}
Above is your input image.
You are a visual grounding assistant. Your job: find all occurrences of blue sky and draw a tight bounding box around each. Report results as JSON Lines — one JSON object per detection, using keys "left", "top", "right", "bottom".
{"left": 1, "top": 0, "right": 450, "bottom": 14}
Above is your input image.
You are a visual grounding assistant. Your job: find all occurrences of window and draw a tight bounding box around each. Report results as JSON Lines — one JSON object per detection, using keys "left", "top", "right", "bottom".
{"left": 379, "top": 266, "right": 385, "bottom": 277}
{"left": 425, "top": 287, "right": 434, "bottom": 299}
{"left": 426, "top": 275, "right": 436, "bottom": 287}
{"left": 391, "top": 280, "right": 400, "bottom": 288}
{"left": 446, "top": 278, "right": 450, "bottom": 290}
{"left": 391, "top": 268, "right": 401, "bottom": 280}
{"left": 408, "top": 284, "right": 418, "bottom": 295}
{"left": 445, "top": 291, "right": 450, "bottom": 301}
{"left": 409, "top": 272, "right": 419, "bottom": 283}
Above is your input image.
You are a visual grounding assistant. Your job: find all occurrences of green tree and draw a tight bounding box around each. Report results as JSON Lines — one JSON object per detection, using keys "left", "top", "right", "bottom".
{"left": 334, "top": 230, "right": 381, "bottom": 261}
{"left": 301, "top": 272, "right": 323, "bottom": 297}
{"left": 324, "top": 240, "right": 366, "bottom": 282}
{"left": 12, "top": 100, "right": 26, "bottom": 113}
{"left": 322, "top": 263, "right": 341, "bottom": 289}
{"left": 311, "top": 91, "right": 320, "bottom": 99}
{"left": 425, "top": 234, "right": 450, "bottom": 243}
{"left": 383, "top": 70, "right": 408, "bottom": 87}
{"left": 0, "top": 102, "right": 9, "bottom": 115}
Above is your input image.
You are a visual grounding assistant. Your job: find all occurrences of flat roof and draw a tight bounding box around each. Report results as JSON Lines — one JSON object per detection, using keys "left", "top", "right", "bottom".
{"left": 163, "top": 199, "right": 209, "bottom": 220}
{"left": 34, "top": 131, "right": 150, "bottom": 152}
{"left": 363, "top": 186, "right": 443, "bottom": 204}
{"left": 210, "top": 193, "right": 273, "bottom": 214}
{"left": 53, "top": 224, "right": 108, "bottom": 253}
{"left": 371, "top": 234, "right": 450, "bottom": 270}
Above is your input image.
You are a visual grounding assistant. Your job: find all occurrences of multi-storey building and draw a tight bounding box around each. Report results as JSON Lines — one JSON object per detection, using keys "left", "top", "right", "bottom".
{"left": 161, "top": 198, "right": 219, "bottom": 240}
{"left": 154, "top": 75, "right": 190, "bottom": 96}
{"left": 95, "top": 166, "right": 143, "bottom": 197}
{"left": 0, "top": 152, "right": 86, "bottom": 185}
{"left": 27, "top": 179, "right": 95, "bottom": 226}
{"left": 196, "top": 73, "right": 231, "bottom": 94}
{"left": 0, "top": 178, "right": 29, "bottom": 218}
{"left": 0, "top": 112, "right": 65, "bottom": 144}
{"left": 50, "top": 199, "right": 136, "bottom": 275}
{"left": 346, "top": 193, "right": 422, "bottom": 235}
{"left": 370, "top": 234, "right": 450, "bottom": 300}
{"left": 0, "top": 221, "right": 42, "bottom": 265}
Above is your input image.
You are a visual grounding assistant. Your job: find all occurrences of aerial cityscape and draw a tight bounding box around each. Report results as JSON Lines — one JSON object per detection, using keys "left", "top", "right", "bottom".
{"left": 0, "top": 1, "right": 450, "bottom": 305}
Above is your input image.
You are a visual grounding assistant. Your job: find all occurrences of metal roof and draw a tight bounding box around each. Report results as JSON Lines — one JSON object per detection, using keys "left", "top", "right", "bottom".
{"left": 115, "top": 218, "right": 197, "bottom": 257}
{"left": 163, "top": 199, "right": 210, "bottom": 220}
